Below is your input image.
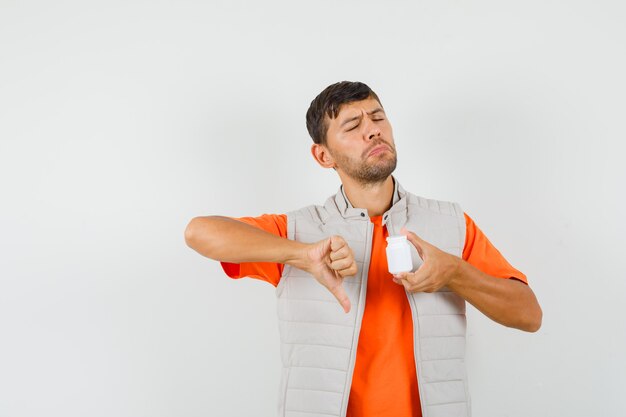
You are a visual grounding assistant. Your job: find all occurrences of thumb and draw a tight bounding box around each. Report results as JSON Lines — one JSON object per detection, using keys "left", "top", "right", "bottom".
{"left": 400, "top": 227, "right": 426, "bottom": 260}
{"left": 323, "top": 270, "right": 351, "bottom": 314}
{"left": 330, "top": 282, "right": 351, "bottom": 314}
{"left": 320, "top": 237, "right": 351, "bottom": 313}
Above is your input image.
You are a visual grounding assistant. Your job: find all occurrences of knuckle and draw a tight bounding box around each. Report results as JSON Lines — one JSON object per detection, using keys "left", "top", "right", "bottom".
{"left": 333, "top": 259, "right": 348, "bottom": 270}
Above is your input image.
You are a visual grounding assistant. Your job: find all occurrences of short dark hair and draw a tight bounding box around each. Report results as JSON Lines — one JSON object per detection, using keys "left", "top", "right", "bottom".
{"left": 305, "top": 81, "right": 383, "bottom": 146}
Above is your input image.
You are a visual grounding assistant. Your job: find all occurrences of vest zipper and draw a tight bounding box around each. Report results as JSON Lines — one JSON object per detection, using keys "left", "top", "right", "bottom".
{"left": 406, "top": 290, "right": 427, "bottom": 417}
{"left": 339, "top": 219, "right": 374, "bottom": 417}
{"left": 389, "top": 219, "right": 427, "bottom": 416}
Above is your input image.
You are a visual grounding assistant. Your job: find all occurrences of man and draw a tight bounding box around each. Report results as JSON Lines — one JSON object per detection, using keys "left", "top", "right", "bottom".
{"left": 184, "top": 81, "right": 542, "bottom": 417}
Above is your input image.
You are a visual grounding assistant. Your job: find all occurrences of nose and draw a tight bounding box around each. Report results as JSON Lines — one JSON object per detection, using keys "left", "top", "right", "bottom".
{"left": 364, "top": 117, "right": 381, "bottom": 141}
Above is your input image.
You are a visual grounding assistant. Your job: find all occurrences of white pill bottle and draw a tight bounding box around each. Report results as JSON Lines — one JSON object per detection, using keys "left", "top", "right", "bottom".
{"left": 385, "top": 235, "right": 413, "bottom": 275}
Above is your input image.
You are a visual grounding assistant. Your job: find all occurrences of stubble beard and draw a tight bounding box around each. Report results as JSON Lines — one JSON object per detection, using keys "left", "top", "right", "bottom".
{"left": 332, "top": 147, "right": 398, "bottom": 188}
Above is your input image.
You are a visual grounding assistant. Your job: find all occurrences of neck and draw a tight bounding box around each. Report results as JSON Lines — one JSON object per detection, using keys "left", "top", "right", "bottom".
{"left": 340, "top": 175, "right": 395, "bottom": 217}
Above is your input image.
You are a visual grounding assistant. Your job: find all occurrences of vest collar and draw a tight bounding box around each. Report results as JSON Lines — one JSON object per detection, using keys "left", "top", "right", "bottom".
{"left": 331, "top": 174, "right": 408, "bottom": 222}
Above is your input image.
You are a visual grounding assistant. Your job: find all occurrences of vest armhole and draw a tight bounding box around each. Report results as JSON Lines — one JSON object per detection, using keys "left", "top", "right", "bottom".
{"left": 276, "top": 212, "right": 296, "bottom": 296}
{"left": 451, "top": 201, "right": 466, "bottom": 258}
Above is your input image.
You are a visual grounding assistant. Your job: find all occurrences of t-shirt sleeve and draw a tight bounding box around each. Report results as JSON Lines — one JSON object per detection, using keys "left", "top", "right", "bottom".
{"left": 219, "top": 213, "right": 288, "bottom": 287}
{"left": 462, "top": 212, "right": 528, "bottom": 285}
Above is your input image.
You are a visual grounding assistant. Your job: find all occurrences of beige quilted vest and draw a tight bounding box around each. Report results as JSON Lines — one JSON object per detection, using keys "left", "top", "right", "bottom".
{"left": 275, "top": 175, "right": 471, "bottom": 417}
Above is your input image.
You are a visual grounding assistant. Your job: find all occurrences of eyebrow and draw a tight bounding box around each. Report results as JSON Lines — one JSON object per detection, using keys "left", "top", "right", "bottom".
{"left": 340, "top": 107, "right": 385, "bottom": 128}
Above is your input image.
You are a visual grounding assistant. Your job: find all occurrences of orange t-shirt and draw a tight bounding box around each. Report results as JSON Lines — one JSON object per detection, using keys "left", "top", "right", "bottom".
{"left": 220, "top": 212, "right": 528, "bottom": 417}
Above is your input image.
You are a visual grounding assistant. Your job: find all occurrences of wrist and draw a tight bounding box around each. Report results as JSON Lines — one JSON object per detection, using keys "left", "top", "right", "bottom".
{"left": 447, "top": 257, "right": 467, "bottom": 290}
{"left": 284, "top": 241, "right": 312, "bottom": 271}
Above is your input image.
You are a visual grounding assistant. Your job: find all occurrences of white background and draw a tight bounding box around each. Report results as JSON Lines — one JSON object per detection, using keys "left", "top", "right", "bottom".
{"left": 1, "top": 1, "right": 625, "bottom": 416}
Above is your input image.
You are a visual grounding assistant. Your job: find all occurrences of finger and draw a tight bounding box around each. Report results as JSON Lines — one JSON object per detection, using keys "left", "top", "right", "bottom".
{"left": 330, "top": 235, "right": 346, "bottom": 252}
{"left": 399, "top": 277, "right": 413, "bottom": 292}
{"left": 401, "top": 268, "right": 431, "bottom": 292}
{"left": 391, "top": 271, "right": 412, "bottom": 288}
{"left": 400, "top": 228, "right": 426, "bottom": 259}
{"left": 330, "top": 257, "right": 354, "bottom": 271}
{"left": 328, "top": 281, "right": 351, "bottom": 313}
{"left": 337, "top": 262, "right": 358, "bottom": 278}
{"left": 393, "top": 272, "right": 409, "bottom": 280}
{"left": 329, "top": 245, "right": 350, "bottom": 261}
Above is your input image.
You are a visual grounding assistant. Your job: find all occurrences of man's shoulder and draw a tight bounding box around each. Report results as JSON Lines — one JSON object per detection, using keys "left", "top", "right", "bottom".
{"left": 403, "top": 190, "right": 463, "bottom": 217}
{"left": 229, "top": 213, "right": 288, "bottom": 237}
{"left": 285, "top": 202, "right": 330, "bottom": 220}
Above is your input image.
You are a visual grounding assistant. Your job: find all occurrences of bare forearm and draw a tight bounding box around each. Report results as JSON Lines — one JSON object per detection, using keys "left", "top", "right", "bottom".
{"left": 448, "top": 260, "right": 543, "bottom": 332}
{"left": 184, "top": 216, "right": 309, "bottom": 269}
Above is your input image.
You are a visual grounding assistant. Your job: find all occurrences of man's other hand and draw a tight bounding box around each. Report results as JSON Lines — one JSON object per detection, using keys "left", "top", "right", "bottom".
{"left": 391, "top": 227, "right": 461, "bottom": 293}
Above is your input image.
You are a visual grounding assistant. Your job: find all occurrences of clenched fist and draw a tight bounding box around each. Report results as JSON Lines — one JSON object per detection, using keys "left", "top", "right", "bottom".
{"left": 302, "top": 235, "right": 358, "bottom": 313}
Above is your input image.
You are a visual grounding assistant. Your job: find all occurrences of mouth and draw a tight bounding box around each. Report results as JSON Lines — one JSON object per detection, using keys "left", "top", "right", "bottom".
{"left": 368, "top": 144, "right": 390, "bottom": 157}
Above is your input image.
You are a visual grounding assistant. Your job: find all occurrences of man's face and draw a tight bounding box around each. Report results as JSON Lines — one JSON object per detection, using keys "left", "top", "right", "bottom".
{"left": 317, "top": 97, "right": 397, "bottom": 185}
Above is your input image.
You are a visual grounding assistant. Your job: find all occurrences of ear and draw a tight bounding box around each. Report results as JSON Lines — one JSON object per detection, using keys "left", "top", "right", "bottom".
{"left": 311, "top": 143, "right": 336, "bottom": 169}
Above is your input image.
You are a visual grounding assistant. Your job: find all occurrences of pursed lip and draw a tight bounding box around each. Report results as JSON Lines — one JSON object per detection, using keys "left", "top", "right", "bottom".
{"left": 368, "top": 144, "right": 390, "bottom": 157}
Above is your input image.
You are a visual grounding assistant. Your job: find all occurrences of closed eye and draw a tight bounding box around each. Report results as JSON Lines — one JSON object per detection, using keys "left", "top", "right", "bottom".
{"left": 346, "top": 116, "right": 384, "bottom": 131}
